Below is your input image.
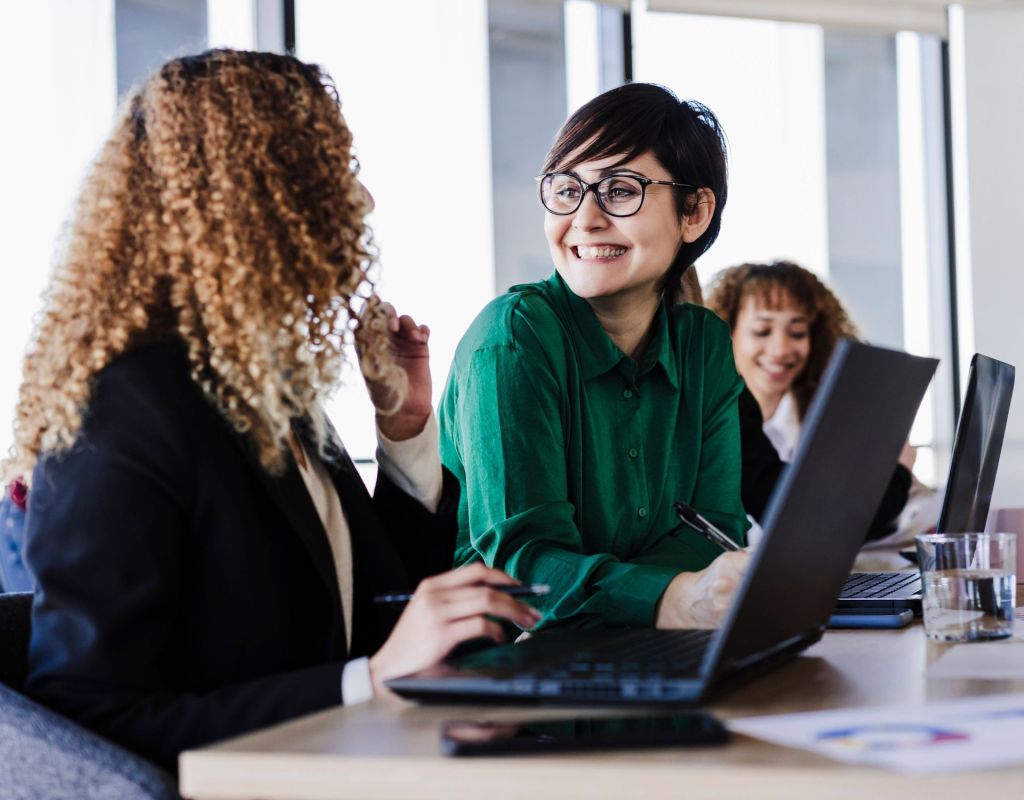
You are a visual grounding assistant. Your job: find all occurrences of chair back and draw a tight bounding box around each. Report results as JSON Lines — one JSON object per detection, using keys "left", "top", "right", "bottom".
{"left": 0, "top": 683, "right": 182, "bottom": 800}
{"left": 0, "top": 593, "right": 180, "bottom": 798}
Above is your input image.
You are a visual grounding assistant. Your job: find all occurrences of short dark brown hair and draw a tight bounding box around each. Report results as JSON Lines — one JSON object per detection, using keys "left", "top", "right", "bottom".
{"left": 542, "top": 83, "right": 728, "bottom": 303}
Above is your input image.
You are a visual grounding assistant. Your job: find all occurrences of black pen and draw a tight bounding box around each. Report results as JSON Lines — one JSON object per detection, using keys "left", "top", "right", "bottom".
{"left": 672, "top": 500, "right": 741, "bottom": 552}
{"left": 373, "top": 583, "right": 551, "bottom": 605}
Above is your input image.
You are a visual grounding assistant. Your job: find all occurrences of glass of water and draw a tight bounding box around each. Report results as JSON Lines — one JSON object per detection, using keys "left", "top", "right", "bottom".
{"left": 915, "top": 533, "right": 1016, "bottom": 642}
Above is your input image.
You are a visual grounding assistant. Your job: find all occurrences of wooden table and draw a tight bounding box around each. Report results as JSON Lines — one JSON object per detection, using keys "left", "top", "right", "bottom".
{"left": 179, "top": 622, "right": 1024, "bottom": 800}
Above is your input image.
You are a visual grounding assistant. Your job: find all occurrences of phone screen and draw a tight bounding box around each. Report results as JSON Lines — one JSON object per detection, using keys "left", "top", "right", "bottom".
{"left": 440, "top": 712, "right": 728, "bottom": 756}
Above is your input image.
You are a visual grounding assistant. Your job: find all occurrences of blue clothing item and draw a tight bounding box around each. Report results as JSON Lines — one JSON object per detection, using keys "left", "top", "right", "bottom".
{"left": 0, "top": 492, "right": 32, "bottom": 593}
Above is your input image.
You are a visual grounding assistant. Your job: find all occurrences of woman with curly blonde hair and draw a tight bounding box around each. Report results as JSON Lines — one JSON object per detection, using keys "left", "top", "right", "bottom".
{"left": 706, "top": 260, "right": 914, "bottom": 536}
{"left": 9, "top": 49, "right": 537, "bottom": 771}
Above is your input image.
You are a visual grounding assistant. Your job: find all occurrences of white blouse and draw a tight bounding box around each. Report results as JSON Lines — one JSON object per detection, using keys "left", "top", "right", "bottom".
{"left": 762, "top": 391, "right": 801, "bottom": 463}
{"left": 294, "top": 414, "right": 443, "bottom": 704}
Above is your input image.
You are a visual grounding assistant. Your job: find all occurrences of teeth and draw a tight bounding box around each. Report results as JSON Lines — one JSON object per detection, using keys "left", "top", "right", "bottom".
{"left": 577, "top": 245, "right": 626, "bottom": 259}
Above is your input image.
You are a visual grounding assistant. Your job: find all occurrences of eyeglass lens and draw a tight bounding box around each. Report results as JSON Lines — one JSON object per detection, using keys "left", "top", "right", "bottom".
{"left": 540, "top": 174, "right": 645, "bottom": 216}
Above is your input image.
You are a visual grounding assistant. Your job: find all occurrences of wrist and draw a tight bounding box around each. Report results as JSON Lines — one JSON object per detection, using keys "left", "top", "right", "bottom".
{"left": 655, "top": 572, "right": 697, "bottom": 629}
{"left": 376, "top": 411, "right": 429, "bottom": 442}
{"left": 367, "top": 653, "right": 390, "bottom": 697}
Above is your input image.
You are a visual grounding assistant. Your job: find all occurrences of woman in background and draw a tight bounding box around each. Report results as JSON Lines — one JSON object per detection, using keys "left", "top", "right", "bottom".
{"left": 439, "top": 83, "right": 750, "bottom": 633}
{"left": 706, "top": 260, "right": 914, "bottom": 537}
{"left": 6, "top": 49, "right": 537, "bottom": 771}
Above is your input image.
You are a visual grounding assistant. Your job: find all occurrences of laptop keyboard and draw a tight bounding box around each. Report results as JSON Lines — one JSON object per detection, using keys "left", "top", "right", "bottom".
{"left": 524, "top": 628, "right": 714, "bottom": 681}
{"left": 839, "top": 571, "right": 921, "bottom": 599}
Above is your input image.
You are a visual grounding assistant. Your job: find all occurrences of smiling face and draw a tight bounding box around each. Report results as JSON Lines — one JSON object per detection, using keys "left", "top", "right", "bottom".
{"left": 732, "top": 294, "right": 812, "bottom": 415}
{"left": 543, "top": 150, "right": 706, "bottom": 315}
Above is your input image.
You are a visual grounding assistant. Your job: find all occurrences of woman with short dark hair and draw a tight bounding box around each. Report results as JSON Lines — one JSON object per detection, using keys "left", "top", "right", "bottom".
{"left": 439, "top": 83, "right": 749, "bottom": 632}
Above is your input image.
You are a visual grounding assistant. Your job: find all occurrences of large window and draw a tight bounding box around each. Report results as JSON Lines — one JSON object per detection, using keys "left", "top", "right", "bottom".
{"left": 0, "top": 0, "right": 117, "bottom": 462}
{"left": 0, "top": 0, "right": 958, "bottom": 490}
{"left": 563, "top": 4, "right": 954, "bottom": 485}
{"left": 295, "top": 0, "right": 494, "bottom": 461}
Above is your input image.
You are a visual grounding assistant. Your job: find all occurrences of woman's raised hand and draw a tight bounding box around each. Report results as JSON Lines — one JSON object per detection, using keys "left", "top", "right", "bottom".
{"left": 368, "top": 563, "right": 543, "bottom": 697}
{"left": 362, "top": 301, "right": 433, "bottom": 441}
{"left": 655, "top": 549, "right": 751, "bottom": 629}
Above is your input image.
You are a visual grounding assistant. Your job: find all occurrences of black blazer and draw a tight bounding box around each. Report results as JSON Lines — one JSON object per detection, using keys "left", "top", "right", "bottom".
{"left": 24, "top": 342, "right": 457, "bottom": 770}
{"left": 738, "top": 386, "right": 911, "bottom": 540}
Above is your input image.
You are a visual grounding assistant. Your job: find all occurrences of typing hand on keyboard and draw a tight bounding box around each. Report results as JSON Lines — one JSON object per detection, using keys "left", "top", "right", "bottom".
{"left": 655, "top": 549, "right": 751, "bottom": 629}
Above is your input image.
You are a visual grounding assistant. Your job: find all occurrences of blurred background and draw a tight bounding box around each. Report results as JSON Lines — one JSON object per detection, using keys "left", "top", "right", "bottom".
{"left": 1, "top": 0, "right": 1022, "bottom": 501}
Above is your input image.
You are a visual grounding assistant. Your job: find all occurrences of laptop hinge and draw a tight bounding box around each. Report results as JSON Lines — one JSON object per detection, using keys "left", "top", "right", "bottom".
{"left": 713, "top": 628, "right": 823, "bottom": 683}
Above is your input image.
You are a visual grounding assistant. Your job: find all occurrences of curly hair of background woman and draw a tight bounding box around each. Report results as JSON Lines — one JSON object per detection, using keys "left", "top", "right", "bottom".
{"left": 705, "top": 259, "right": 858, "bottom": 418}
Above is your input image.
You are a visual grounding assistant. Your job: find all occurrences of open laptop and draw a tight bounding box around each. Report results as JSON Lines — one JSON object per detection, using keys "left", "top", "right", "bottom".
{"left": 387, "top": 341, "right": 936, "bottom": 705}
{"left": 835, "top": 353, "right": 1015, "bottom": 613}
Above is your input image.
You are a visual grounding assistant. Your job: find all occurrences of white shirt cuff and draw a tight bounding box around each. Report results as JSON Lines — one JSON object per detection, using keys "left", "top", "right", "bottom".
{"left": 376, "top": 412, "right": 443, "bottom": 513}
{"left": 341, "top": 657, "right": 374, "bottom": 706}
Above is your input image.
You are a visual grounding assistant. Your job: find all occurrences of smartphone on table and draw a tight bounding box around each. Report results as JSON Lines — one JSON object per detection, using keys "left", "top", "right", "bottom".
{"left": 440, "top": 712, "right": 728, "bottom": 756}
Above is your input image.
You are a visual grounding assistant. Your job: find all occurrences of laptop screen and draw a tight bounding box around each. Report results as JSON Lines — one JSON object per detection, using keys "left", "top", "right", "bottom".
{"left": 937, "top": 354, "right": 1015, "bottom": 533}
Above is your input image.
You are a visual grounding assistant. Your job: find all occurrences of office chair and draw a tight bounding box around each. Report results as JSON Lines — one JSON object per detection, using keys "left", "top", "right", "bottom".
{"left": 0, "top": 592, "right": 181, "bottom": 800}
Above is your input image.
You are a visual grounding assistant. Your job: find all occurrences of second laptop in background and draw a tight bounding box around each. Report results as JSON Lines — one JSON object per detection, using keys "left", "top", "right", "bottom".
{"left": 835, "top": 352, "right": 1016, "bottom": 614}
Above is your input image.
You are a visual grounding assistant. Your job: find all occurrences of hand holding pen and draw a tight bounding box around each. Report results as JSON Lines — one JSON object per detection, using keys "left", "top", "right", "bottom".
{"left": 655, "top": 502, "right": 750, "bottom": 629}
{"left": 367, "top": 563, "right": 544, "bottom": 696}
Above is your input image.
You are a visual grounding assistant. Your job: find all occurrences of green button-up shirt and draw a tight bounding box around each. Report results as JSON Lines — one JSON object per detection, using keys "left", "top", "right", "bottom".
{"left": 439, "top": 273, "right": 748, "bottom": 629}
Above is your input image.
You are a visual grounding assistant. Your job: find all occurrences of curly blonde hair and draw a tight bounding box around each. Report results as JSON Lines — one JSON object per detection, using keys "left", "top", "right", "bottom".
{"left": 705, "top": 260, "right": 858, "bottom": 419}
{"left": 6, "top": 49, "right": 403, "bottom": 481}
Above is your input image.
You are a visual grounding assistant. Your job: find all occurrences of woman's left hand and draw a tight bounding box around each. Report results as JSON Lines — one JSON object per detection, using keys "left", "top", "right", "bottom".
{"left": 366, "top": 302, "right": 433, "bottom": 441}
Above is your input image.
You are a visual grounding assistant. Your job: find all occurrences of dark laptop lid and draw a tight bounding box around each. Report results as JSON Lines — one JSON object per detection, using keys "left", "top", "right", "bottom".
{"left": 703, "top": 340, "right": 937, "bottom": 677}
{"left": 937, "top": 354, "right": 1015, "bottom": 533}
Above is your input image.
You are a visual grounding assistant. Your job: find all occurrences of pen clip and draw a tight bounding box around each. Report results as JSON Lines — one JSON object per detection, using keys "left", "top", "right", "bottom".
{"left": 672, "top": 501, "right": 704, "bottom": 532}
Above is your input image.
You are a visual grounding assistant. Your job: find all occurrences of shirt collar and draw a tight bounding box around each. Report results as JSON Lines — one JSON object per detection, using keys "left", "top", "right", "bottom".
{"left": 542, "top": 272, "right": 681, "bottom": 391}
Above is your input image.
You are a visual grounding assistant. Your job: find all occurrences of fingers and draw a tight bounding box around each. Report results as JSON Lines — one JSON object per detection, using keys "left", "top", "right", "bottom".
{"left": 437, "top": 585, "right": 542, "bottom": 629}
{"left": 377, "top": 301, "right": 430, "bottom": 343}
{"left": 418, "top": 562, "right": 520, "bottom": 592}
{"left": 379, "top": 301, "right": 399, "bottom": 333}
{"left": 713, "top": 549, "right": 751, "bottom": 575}
{"left": 394, "top": 314, "right": 428, "bottom": 344}
{"left": 443, "top": 617, "right": 507, "bottom": 652}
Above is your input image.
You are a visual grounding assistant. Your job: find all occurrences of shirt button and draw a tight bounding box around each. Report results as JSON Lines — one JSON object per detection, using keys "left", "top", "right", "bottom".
{"left": 623, "top": 389, "right": 633, "bottom": 399}
{"left": 628, "top": 447, "right": 639, "bottom": 459}
{"left": 637, "top": 507, "right": 648, "bottom": 518}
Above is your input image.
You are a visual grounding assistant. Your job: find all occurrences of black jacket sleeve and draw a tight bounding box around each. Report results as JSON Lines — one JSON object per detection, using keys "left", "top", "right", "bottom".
{"left": 738, "top": 386, "right": 785, "bottom": 522}
{"left": 23, "top": 345, "right": 457, "bottom": 772}
{"left": 738, "top": 385, "right": 911, "bottom": 541}
{"left": 23, "top": 358, "right": 345, "bottom": 771}
{"left": 372, "top": 466, "right": 459, "bottom": 585}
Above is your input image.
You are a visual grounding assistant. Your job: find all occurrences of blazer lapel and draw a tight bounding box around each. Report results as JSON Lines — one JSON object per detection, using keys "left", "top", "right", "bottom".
{"left": 230, "top": 428, "right": 346, "bottom": 655}
{"left": 311, "top": 419, "right": 410, "bottom": 655}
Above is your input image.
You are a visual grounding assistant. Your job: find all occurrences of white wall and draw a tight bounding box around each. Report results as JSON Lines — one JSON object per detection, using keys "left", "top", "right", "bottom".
{"left": 296, "top": 0, "right": 495, "bottom": 461}
{"left": 633, "top": 12, "right": 831, "bottom": 286}
{"left": 0, "top": 1, "right": 117, "bottom": 462}
{"left": 956, "top": 5, "right": 1024, "bottom": 507}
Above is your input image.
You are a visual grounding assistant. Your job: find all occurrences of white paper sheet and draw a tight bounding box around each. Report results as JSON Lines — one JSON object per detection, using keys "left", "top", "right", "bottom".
{"left": 728, "top": 693, "right": 1024, "bottom": 773}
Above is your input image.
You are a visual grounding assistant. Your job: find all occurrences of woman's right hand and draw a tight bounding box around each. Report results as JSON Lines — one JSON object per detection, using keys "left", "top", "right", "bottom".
{"left": 368, "top": 562, "right": 542, "bottom": 697}
{"left": 655, "top": 550, "right": 751, "bottom": 629}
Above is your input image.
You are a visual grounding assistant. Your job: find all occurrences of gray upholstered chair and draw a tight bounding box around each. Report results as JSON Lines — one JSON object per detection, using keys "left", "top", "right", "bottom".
{"left": 0, "top": 592, "right": 181, "bottom": 800}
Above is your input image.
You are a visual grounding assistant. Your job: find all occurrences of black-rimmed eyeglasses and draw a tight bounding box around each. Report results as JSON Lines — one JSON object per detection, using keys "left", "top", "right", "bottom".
{"left": 537, "top": 172, "right": 695, "bottom": 217}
